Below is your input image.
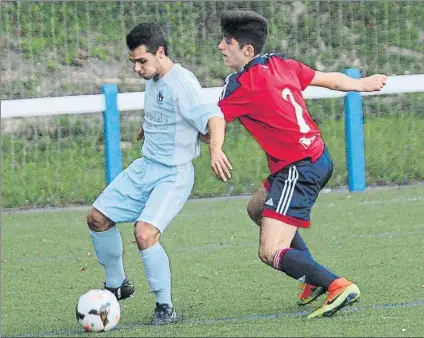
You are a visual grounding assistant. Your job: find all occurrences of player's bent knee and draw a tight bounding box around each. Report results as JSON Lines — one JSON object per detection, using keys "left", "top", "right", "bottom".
{"left": 87, "top": 208, "right": 114, "bottom": 232}
{"left": 258, "top": 244, "right": 289, "bottom": 268}
{"left": 134, "top": 221, "right": 160, "bottom": 250}
{"left": 258, "top": 246, "right": 274, "bottom": 266}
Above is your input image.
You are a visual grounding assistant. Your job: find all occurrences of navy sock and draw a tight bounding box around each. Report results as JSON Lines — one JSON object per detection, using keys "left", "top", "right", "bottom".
{"left": 274, "top": 248, "right": 338, "bottom": 289}
{"left": 291, "top": 230, "right": 311, "bottom": 256}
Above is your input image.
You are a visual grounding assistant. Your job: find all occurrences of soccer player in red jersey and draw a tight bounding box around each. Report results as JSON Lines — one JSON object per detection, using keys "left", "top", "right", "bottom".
{"left": 209, "top": 10, "right": 387, "bottom": 318}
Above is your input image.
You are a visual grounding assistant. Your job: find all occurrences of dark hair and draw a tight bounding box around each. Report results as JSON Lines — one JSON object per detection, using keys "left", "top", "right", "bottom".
{"left": 221, "top": 10, "right": 268, "bottom": 54}
{"left": 126, "top": 23, "right": 168, "bottom": 55}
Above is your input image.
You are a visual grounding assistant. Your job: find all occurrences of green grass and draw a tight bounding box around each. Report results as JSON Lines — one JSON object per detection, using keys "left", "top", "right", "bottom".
{"left": 2, "top": 185, "right": 424, "bottom": 337}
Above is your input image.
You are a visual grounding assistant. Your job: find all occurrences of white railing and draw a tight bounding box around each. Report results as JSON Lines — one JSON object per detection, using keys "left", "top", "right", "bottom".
{"left": 2, "top": 74, "right": 424, "bottom": 119}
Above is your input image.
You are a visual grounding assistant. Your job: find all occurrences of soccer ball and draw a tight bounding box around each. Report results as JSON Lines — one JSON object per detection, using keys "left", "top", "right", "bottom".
{"left": 76, "top": 289, "right": 120, "bottom": 332}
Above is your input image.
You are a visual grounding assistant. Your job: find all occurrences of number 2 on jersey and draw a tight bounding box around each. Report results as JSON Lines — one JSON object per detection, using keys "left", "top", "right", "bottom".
{"left": 282, "top": 88, "right": 310, "bottom": 133}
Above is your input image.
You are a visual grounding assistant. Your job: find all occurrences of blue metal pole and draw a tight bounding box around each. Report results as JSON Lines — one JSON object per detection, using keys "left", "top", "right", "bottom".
{"left": 344, "top": 68, "right": 366, "bottom": 192}
{"left": 101, "top": 84, "right": 122, "bottom": 184}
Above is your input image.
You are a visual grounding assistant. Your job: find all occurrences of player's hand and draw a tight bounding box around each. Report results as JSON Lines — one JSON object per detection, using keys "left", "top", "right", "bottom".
{"left": 361, "top": 74, "right": 387, "bottom": 92}
{"left": 209, "top": 146, "right": 232, "bottom": 182}
{"left": 136, "top": 127, "right": 144, "bottom": 140}
{"left": 199, "top": 132, "right": 210, "bottom": 144}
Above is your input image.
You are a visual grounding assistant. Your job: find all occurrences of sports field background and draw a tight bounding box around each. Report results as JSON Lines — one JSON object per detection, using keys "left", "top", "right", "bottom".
{"left": 2, "top": 1, "right": 424, "bottom": 209}
{"left": 2, "top": 2, "right": 424, "bottom": 336}
{"left": 2, "top": 185, "right": 424, "bottom": 337}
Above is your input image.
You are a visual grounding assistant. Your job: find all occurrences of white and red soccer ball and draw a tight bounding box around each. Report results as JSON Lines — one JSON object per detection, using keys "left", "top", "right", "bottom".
{"left": 76, "top": 289, "right": 120, "bottom": 332}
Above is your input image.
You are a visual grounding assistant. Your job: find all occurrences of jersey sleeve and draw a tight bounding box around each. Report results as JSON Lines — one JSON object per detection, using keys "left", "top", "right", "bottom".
{"left": 285, "top": 59, "right": 316, "bottom": 90}
{"left": 174, "top": 76, "right": 222, "bottom": 134}
{"left": 218, "top": 74, "right": 251, "bottom": 122}
{"left": 182, "top": 104, "right": 224, "bottom": 135}
{"left": 174, "top": 75, "right": 203, "bottom": 114}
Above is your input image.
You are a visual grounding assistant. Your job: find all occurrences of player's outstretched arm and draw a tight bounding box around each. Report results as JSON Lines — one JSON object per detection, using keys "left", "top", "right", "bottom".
{"left": 208, "top": 116, "right": 233, "bottom": 182}
{"left": 310, "top": 71, "right": 387, "bottom": 92}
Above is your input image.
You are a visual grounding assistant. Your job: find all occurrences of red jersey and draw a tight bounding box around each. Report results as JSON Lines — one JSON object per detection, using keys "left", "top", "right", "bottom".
{"left": 218, "top": 53, "right": 325, "bottom": 174}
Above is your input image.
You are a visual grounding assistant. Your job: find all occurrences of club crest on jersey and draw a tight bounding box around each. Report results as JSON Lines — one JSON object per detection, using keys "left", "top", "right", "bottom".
{"left": 157, "top": 91, "right": 164, "bottom": 105}
{"left": 299, "top": 136, "right": 316, "bottom": 149}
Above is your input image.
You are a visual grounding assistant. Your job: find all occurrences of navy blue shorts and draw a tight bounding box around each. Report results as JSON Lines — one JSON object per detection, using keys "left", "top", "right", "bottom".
{"left": 262, "top": 148, "right": 333, "bottom": 228}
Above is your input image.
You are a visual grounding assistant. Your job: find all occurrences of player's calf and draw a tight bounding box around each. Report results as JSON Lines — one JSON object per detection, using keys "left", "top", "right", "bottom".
{"left": 88, "top": 209, "right": 131, "bottom": 299}
{"left": 136, "top": 221, "right": 174, "bottom": 323}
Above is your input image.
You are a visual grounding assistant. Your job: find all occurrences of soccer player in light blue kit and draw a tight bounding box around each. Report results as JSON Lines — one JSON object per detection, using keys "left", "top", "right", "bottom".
{"left": 86, "top": 23, "right": 231, "bottom": 325}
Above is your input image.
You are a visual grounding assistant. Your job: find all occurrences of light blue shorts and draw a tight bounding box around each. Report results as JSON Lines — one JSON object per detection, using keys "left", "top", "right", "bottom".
{"left": 93, "top": 157, "right": 194, "bottom": 232}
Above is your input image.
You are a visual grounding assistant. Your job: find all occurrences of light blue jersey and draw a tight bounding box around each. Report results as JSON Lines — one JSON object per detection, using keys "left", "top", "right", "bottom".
{"left": 142, "top": 63, "right": 222, "bottom": 166}
{"left": 90, "top": 24, "right": 225, "bottom": 313}
{"left": 93, "top": 63, "right": 222, "bottom": 231}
